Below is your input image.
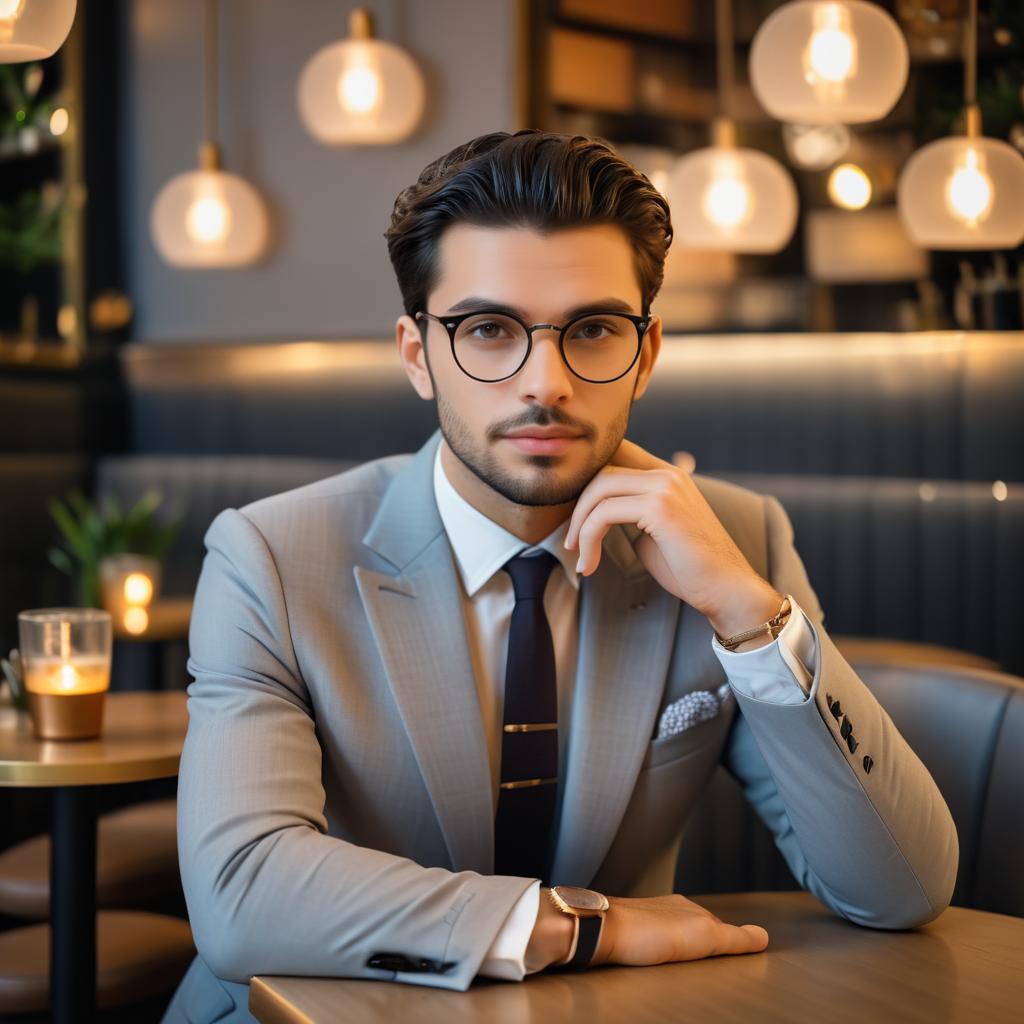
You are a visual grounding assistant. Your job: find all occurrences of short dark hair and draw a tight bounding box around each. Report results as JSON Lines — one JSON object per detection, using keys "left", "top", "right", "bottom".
{"left": 384, "top": 129, "right": 673, "bottom": 318}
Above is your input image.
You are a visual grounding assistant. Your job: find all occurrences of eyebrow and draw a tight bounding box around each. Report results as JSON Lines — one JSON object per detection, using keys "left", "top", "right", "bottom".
{"left": 444, "top": 296, "right": 639, "bottom": 320}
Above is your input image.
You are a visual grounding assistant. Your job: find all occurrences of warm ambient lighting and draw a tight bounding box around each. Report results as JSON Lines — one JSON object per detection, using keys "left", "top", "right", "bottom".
{"left": 668, "top": 0, "right": 797, "bottom": 254}
{"left": 0, "top": 0, "right": 76, "bottom": 62}
{"left": 783, "top": 122, "right": 851, "bottom": 169}
{"left": 944, "top": 148, "right": 992, "bottom": 226}
{"left": 123, "top": 573, "right": 154, "bottom": 606}
{"left": 750, "top": 0, "right": 908, "bottom": 124}
{"left": 150, "top": 2, "right": 268, "bottom": 267}
{"left": 48, "top": 106, "right": 68, "bottom": 135}
{"left": 828, "top": 163, "right": 872, "bottom": 209}
{"left": 122, "top": 607, "right": 149, "bottom": 635}
{"left": 297, "top": 7, "right": 425, "bottom": 146}
{"left": 897, "top": 0, "right": 1024, "bottom": 249}
{"left": 151, "top": 149, "right": 268, "bottom": 267}
{"left": 669, "top": 125, "right": 798, "bottom": 252}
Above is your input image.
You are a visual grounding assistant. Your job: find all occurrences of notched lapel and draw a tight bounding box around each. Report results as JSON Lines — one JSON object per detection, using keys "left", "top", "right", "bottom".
{"left": 354, "top": 430, "right": 493, "bottom": 875}
{"left": 354, "top": 551, "right": 494, "bottom": 877}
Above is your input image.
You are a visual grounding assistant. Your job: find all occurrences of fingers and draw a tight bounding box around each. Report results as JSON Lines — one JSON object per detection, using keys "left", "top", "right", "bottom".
{"left": 565, "top": 468, "right": 673, "bottom": 551}
{"left": 573, "top": 495, "right": 649, "bottom": 575}
{"left": 610, "top": 438, "right": 675, "bottom": 471}
{"left": 672, "top": 450, "right": 696, "bottom": 474}
{"left": 709, "top": 921, "right": 770, "bottom": 956}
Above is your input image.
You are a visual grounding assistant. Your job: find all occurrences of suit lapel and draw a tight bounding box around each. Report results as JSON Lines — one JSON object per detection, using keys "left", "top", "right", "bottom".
{"left": 356, "top": 428, "right": 682, "bottom": 885}
{"left": 549, "top": 523, "right": 682, "bottom": 887}
{"left": 355, "top": 430, "right": 494, "bottom": 875}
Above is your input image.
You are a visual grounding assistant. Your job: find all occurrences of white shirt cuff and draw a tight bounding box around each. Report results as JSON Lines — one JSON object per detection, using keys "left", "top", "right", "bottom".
{"left": 711, "top": 594, "right": 817, "bottom": 704}
{"left": 477, "top": 880, "right": 540, "bottom": 980}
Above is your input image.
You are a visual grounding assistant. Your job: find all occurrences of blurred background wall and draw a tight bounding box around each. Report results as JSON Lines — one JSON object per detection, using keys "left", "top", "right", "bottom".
{"left": 120, "top": 0, "right": 519, "bottom": 342}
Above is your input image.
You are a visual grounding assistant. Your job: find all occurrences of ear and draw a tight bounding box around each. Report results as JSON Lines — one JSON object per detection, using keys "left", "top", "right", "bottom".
{"left": 396, "top": 314, "right": 435, "bottom": 401}
{"left": 631, "top": 313, "right": 662, "bottom": 402}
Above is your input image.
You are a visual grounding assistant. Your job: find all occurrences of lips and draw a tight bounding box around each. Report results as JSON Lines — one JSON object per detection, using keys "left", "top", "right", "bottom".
{"left": 501, "top": 431, "right": 582, "bottom": 455}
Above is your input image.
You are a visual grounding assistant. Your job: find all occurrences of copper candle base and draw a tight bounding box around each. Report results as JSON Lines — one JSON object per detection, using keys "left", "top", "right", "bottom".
{"left": 27, "top": 690, "right": 107, "bottom": 740}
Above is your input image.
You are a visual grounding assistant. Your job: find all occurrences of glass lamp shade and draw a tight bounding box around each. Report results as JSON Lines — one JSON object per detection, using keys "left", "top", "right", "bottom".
{"left": 0, "top": 0, "right": 76, "bottom": 62}
{"left": 666, "top": 147, "right": 798, "bottom": 253}
{"left": 297, "top": 37, "right": 424, "bottom": 146}
{"left": 750, "top": 1, "right": 908, "bottom": 124}
{"left": 897, "top": 135, "right": 1024, "bottom": 250}
{"left": 150, "top": 168, "right": 269, "bottom": 268}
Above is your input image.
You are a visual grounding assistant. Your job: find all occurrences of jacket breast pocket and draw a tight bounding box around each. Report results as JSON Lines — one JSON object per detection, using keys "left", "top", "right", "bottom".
{"left": 641, "top": 714, "right": 721, "bottom": 771}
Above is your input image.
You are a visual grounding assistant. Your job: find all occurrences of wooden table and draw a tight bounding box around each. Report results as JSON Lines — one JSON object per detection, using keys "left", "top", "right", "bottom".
{"left": 0, "top": 691, "right": 188, "bottom": 1024}
{"left": 249, "top": 891, "right": 1024, "bottom": 1024}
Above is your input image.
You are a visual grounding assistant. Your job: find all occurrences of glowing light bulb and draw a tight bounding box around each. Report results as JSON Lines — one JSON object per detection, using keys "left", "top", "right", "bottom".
{"left": 185, "top": 194, "right": 231, "bottom": 245}
{"left": 702, "top": 174, "right": 753, "bottom": 230}
{"left": 945, "top": 148, "right": 993, "bottom": 226}
{"left": 0, "top": 0, "right": 25, "bottom": 41}
{"left": 338, "top": 64, "right": 382, "bottom": 114}
{"left": 828, "top": 163, "right": 871, "bottom": 209}
{"left": 123, "top": 573, "right": 154, "bottom": 606}
{"left": 49, "top": 107, "right": 69, "bottom": 136}
{"left": 804, "top": 4, "right": 857, "bottom": 92}
{"left": 123, "top": 607, "right": 149, "bottom": 635}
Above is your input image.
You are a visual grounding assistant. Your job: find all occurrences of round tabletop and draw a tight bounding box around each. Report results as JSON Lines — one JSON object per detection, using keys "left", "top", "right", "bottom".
{"left": 0, "top": 691, "right": 188, "bottom": 787}
{"left": 249, "top": 891, "right": 1024, "bottom": 1024}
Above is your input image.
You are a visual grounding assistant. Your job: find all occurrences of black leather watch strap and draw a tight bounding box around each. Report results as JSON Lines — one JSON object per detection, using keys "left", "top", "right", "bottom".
{"left": 553, "top": 914, "right": 603, "bottom": 971}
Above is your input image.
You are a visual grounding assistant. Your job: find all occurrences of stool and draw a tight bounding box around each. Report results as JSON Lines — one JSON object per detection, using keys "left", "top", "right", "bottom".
{"left": 0, "top": 910, "right": 194, "bottom": 1014}
{"left": 0, "top": 798, "right": 180, "bottom": 919}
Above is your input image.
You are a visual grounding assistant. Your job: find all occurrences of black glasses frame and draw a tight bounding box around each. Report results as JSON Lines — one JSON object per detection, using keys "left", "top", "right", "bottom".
{"left": 414, "top": 308, "right": 651, "bottom": 384}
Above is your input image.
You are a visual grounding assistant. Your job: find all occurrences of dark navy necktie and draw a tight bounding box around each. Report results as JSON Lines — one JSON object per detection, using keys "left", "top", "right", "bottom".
{"left": 493, "top": 551, "right": 560, "bottom": 882}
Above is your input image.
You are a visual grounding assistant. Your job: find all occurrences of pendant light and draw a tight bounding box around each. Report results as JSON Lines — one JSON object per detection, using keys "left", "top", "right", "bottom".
{"left": 150, "top": 0, "right": 268, "bottom": 268}
{"left": 749, "top": 1, "right": 908, "bottom": 124}
{"left": 0, "top": 0, "right": 76, "bottom": 62}
{"left": 667, "top": 0, "right": 797, "bottom": 253}
{"left": 296, "top": 8, "right": 425, "bottom": 146}
{"left": 897, "top": 0, "right": 1024, "bottom": 250}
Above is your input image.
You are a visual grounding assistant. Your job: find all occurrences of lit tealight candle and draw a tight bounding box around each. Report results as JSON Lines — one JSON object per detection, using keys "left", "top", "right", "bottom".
{"left": 18, "top": 608, "right": 112, "bottom": 739}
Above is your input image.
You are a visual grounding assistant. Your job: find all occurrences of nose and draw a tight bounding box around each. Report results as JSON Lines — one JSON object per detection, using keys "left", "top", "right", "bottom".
{"left": 515, "top": 327, "right": 574, "bottom": 405}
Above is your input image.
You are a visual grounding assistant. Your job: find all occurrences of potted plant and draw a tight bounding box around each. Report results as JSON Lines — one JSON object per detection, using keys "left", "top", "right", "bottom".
{"left": 46, "top": 488, "right": 183, "bottom": 609}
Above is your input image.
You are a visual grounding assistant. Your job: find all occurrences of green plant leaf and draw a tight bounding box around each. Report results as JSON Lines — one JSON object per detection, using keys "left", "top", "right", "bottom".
{"left": 47, "top": 497, "right": 89, "bottom": 558}
{"left": 46, "top": 545, "right": 76, "bottom": 575}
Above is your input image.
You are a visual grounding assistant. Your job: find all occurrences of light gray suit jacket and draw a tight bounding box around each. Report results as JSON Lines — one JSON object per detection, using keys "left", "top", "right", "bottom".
{"left": 162, "top": 429, "right": 958, "bottom": 1024}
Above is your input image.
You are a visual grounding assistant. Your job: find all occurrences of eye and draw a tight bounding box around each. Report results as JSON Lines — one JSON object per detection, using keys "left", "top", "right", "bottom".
{"left": 468, "top": 320, "right": 512, "bottom": 341}
{"left": 570, "top": 320, "right": 615, "bottom": 341}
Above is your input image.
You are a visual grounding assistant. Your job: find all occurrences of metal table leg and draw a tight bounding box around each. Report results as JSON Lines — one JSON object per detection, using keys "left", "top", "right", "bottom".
{"left": 50, "top": 785, "right": 98, "bottom": 1024}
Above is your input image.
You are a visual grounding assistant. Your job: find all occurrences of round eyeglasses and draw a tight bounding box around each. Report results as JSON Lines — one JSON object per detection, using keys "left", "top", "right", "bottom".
{"left": 414, "top": 308, "right": 651, "bottom": 384}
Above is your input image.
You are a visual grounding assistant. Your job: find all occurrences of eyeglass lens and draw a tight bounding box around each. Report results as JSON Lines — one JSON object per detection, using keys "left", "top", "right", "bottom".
{"left": 452, "top": 313, "right": 640, "bottom": 382}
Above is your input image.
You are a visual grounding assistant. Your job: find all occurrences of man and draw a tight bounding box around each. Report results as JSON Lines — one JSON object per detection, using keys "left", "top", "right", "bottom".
{"left": 163, "top": 131, "right": 957, "bottom": 1023}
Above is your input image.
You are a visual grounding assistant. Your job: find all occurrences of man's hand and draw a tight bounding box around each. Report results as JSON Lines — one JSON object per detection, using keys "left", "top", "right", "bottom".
{"left": 526, "top": 890, "right": 769, "bottom": 972}
{"left": 591, "top": 893, "right": 769, "bottom": 967}
{"left": 564, "top": 438, "right": 782, "bottom": 640}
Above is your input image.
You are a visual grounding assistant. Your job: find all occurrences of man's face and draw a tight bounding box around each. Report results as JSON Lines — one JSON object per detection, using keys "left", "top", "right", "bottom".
{"left": 397, "top": 222, "right": 661, "bottom": 508}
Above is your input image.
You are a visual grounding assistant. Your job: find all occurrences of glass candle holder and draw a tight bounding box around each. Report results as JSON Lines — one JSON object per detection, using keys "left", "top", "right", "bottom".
{"left": 18, "top": 608, "right": 112, "bottom": 740}
{"left": 99, "top": 554, "right": 161, "bottom": 636}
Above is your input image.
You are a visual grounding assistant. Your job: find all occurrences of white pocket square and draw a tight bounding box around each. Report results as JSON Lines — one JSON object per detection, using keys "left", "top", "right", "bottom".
{"left": 657, "top": 682, "right": 732, "bottom": 740}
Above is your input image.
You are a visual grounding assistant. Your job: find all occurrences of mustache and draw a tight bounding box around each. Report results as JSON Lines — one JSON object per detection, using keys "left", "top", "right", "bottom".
{"left": 490, "top": 408, "right": 593, "bottom": 439}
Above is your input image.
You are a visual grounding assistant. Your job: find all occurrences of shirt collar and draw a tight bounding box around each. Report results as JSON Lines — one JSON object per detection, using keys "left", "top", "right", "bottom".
{"left": 433, "top": 441, "right": 580, "bottom": 598}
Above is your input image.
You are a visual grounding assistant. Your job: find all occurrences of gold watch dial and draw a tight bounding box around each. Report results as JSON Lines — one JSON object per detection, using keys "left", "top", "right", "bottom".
{"left": 553, "top": 885, "right": 609, "bottom": 914}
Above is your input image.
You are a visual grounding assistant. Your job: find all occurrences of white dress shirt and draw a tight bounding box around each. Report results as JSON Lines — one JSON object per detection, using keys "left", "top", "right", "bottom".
{"left": 431, "top": 443, "right": 818, "bottom": 980}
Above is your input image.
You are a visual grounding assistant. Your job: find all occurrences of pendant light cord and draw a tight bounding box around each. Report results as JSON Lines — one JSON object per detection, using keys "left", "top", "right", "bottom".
{"left": 203, "top": 0, "right": 218, "bottom": 146}
{"left": 715, "top": 0, "right": 735, "bottom": 122}
{"left": 964, "top": 0, "right": 977, "bottom": 107}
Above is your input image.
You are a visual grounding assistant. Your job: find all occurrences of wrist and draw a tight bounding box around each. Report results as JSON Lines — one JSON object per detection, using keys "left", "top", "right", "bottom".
{"left": 707, "top": 579, "right": 784, "bottom": 640}
{"left": 525, "top": 888, "right": 576, "bottom": 973}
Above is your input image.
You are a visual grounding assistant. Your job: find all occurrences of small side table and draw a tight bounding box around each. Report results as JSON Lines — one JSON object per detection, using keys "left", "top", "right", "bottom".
{"left": 0, "top": 691, "right": 188, "bottom": 1024}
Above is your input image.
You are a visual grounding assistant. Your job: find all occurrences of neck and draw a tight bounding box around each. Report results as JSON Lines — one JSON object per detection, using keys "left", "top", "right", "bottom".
{"left": 440, "top": 440, "right": 573, "bottom": 546}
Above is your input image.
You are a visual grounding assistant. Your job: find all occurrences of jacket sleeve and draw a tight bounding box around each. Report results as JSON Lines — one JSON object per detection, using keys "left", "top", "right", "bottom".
{"left": 721, "top": 494, "right": 959, "bottom": 929}
{"left": 177, "top": 508, "right": 534, "bottom": 991}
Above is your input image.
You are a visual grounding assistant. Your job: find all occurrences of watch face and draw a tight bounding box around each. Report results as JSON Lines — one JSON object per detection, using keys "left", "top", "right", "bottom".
{"left": 555, "top": 886, "right": 609, "bottom": 913}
